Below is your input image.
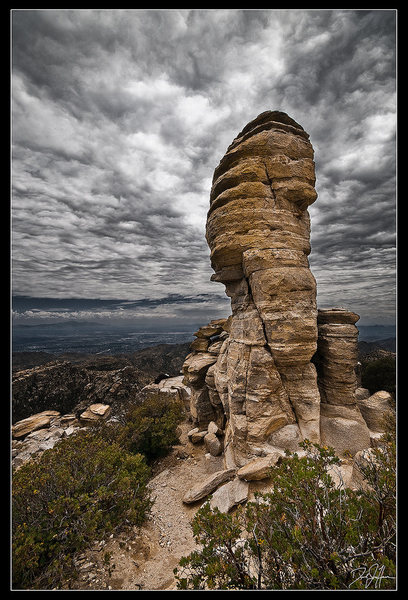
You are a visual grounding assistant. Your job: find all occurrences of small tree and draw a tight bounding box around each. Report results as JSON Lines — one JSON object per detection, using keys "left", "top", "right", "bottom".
{"left": 175, "top": 437, "right": 396, "bottom": 590}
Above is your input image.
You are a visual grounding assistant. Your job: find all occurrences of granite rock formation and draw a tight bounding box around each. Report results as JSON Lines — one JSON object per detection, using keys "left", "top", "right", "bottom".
{"left": 314, "top": 308, "right": 371, "bottom": 456}
{"left": 183, "top": 111, "right": 385, "bottom": 471}
{"left": 205, "top": 111, "right": 321, "bottom": 466}
{"left": 182, "top": 319, "right": 228, "bottom": 429}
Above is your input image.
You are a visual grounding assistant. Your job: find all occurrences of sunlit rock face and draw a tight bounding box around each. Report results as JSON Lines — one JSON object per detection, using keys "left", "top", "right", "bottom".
{"left": 205, "top": 111, "right": 321, "bottom": 466}
{"left": 182, "top": 111, "right": 371, "bottom": 468}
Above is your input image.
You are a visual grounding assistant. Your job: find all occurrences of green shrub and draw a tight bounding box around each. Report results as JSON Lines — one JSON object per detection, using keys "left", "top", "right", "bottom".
{"left": 175, "top": 436, "right": 396, "bottom": 590}
{"left": 360, "top": 356, "right": 396, "bottom": 396}
{"left": 12, "top": 429, "right": 152, "bottom": 589}
{"left": 117, "top": 392, "right": 185, "bottom": 462}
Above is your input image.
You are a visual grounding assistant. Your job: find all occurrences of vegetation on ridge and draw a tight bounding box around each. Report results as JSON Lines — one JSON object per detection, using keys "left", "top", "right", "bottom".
{"left": 360, "top": 355, "right": 396, "bottom": 397}
{"left": 175, "top": 424, "right": 396, "bottom": 590}
{"left": 12, "top": 393, "right": 185, "bottom": 589}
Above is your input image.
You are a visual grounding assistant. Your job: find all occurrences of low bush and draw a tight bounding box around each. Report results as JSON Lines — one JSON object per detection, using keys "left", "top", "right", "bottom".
{"left": 12, "top": 391, "right": 185, "bottom": 589}
{"left": 175, "top": 433, "right": 396, "bottom": 590}
{"left": 116, "top": 392, "right": 185, "bottom": 462}
{"left": 360, "top": 356, "right": 396, "bottom": 396}
{"left": 12, "top": 429, "right": 152, "bottom": 589}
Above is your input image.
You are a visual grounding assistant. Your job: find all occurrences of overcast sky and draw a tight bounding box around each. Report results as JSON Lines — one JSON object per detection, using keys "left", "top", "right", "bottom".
{"left": 11, "top": 9, "right": 397, "bottom": 327}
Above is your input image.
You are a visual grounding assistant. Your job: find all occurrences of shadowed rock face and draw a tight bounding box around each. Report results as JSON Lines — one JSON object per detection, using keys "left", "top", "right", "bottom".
{"left": 315, "top": 308, "right": 371, "bottom": 456}
{"left": 205, "top": 111, "right": 321, "bottom": 466}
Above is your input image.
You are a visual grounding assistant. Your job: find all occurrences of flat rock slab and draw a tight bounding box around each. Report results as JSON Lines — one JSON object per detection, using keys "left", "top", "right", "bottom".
{"left": 80, "top": 403, "right": 111, "bottom": 422}
{"left": 12, "top": 410, "right": 61, "bottom": 439}
{"left": 209, "top": 478, "right": 249, "bottom": 513}
{"left": 237, "top": 451, "right": 283, "bottom": 481}
{"left": 182, "top": 468, "right": 236, "bottom": 504}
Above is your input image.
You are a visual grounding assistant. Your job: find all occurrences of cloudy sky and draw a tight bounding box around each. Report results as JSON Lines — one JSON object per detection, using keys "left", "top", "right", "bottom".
{"left": 11, "top": 9, "right": 396, "bottom": 327}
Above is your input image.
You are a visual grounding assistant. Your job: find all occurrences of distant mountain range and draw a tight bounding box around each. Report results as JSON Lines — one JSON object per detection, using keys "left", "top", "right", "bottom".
{"left": 357, "top": 337, "right": 396, "bottom": 356}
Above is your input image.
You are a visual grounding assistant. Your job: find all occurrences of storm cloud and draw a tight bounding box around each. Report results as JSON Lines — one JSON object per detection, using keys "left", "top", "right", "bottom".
{"left": 11, "top": 9, "right": 396, "bottom": 325}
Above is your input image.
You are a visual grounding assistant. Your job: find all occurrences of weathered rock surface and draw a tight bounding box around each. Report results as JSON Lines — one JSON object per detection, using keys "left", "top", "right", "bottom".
{"left": 182, "top": 468, "right": 237, "bottom": 504}
{"left": 236, "top": 451, "right": 284, "bottom": 481}
{"left": 204, "top": 432, "right": 223, "bottom": 456}
{"left": 356, "top": 390, "right": 393, "bottom": 433}
{"left": 209, "top": 478, "right": 249, "bottom": 513}
{"left": 12, "top": 410, "right": 83, "bottom": 469}
{"left": 203, "top": 110, "right": 321, "bottom": 466}
{"left": 315, "top": 308, "right": 371, "bottom": 456}
{"left": 181, "top": 111, "right": 392, "bottom": 471}
{"left": 12, "top": 410, "right": 61, "bottom": 439}
{"left": 80, "top": 403, "right": 112, "bottom": 424}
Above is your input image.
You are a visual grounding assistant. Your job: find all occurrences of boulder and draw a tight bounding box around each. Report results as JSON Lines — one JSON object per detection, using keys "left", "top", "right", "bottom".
{"left": 356, "top": 390, "right": 393, "bottom": 432}
{"left": 182, "top": 468, "right": 237, "bottom": 504}
{"left": 12, "top": 410, "right": 61, "bottom": 439}
{"left": 207, "top": 421, "right": 221, "bottom": 436}
{"left": 320, "top": 415, "right": 371, "bottom": 458}
{"left": 237, "top": 451, "right": 283, "bottom": 481}
{"left": 189, "top": 430, "right": 207, "bottom": 444}
{"left": 79, "top": 403, "right": 111, "bottom": 424}
{"left": 193, "top": 320, "right": 227, "bottom": 338}
{"left": 190, "top": 338, "right": 210, "bottom": 352}
{"left": 355, "top": 387, "right": 371, "bottom": 402}
{"left": 204, "top": 432, "right": 223, "bottom": 456}
{"left": 209, "top": 478, "right": 249, "bottom": 513}
{"left": 182, "top": 353, "right": 218, "bottom": 386}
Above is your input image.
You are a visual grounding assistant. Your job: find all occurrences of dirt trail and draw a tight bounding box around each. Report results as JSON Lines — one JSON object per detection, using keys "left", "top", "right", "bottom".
{"left": 73, "top": 422, "right": 224, "bottom": 591}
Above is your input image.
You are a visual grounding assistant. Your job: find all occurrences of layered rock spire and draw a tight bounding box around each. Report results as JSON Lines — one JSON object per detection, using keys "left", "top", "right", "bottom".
{"left": 205, "top": 111, "right": 321, "bottom": 466}
{"left": 183, "top": 110, "right": 373, "bottom": 469}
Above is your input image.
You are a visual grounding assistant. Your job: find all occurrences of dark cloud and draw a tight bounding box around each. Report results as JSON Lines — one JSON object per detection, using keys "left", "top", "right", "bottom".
{"left": 11, "top": 9, "right": 396, "bottom": 325}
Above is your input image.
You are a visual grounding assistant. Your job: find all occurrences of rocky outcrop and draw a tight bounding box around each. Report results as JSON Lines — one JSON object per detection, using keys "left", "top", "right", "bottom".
{"left": 182, "top": 319, "right": 228, "bottom": 429}
{"left": 203, "top": 111, "right": 321, "bottom": 466}
{"left": 11, "top": 375, "right": 191, "bottom": 472}
{"left": 12, "top": 344, "right": 191, "bottom": 424}
{"left": 12, "top": 362, "right": 90, "bottom": 423}
{"left": 141, "top": 375, "right": 191, "bottom": 412}
{"left": 182, "top": 111, "right": 393, "bottom": 480}
{"left": 12, "top": 410, "right": 62, "bottom": 439}
{"left": 12, "top": 361, "right": 146, "bottom": 425}
{"left": 12, "top": 410, "right": 82, "bottom": 469}
{"left": 314, "top": 309, "right": 371, "bottom": 456}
